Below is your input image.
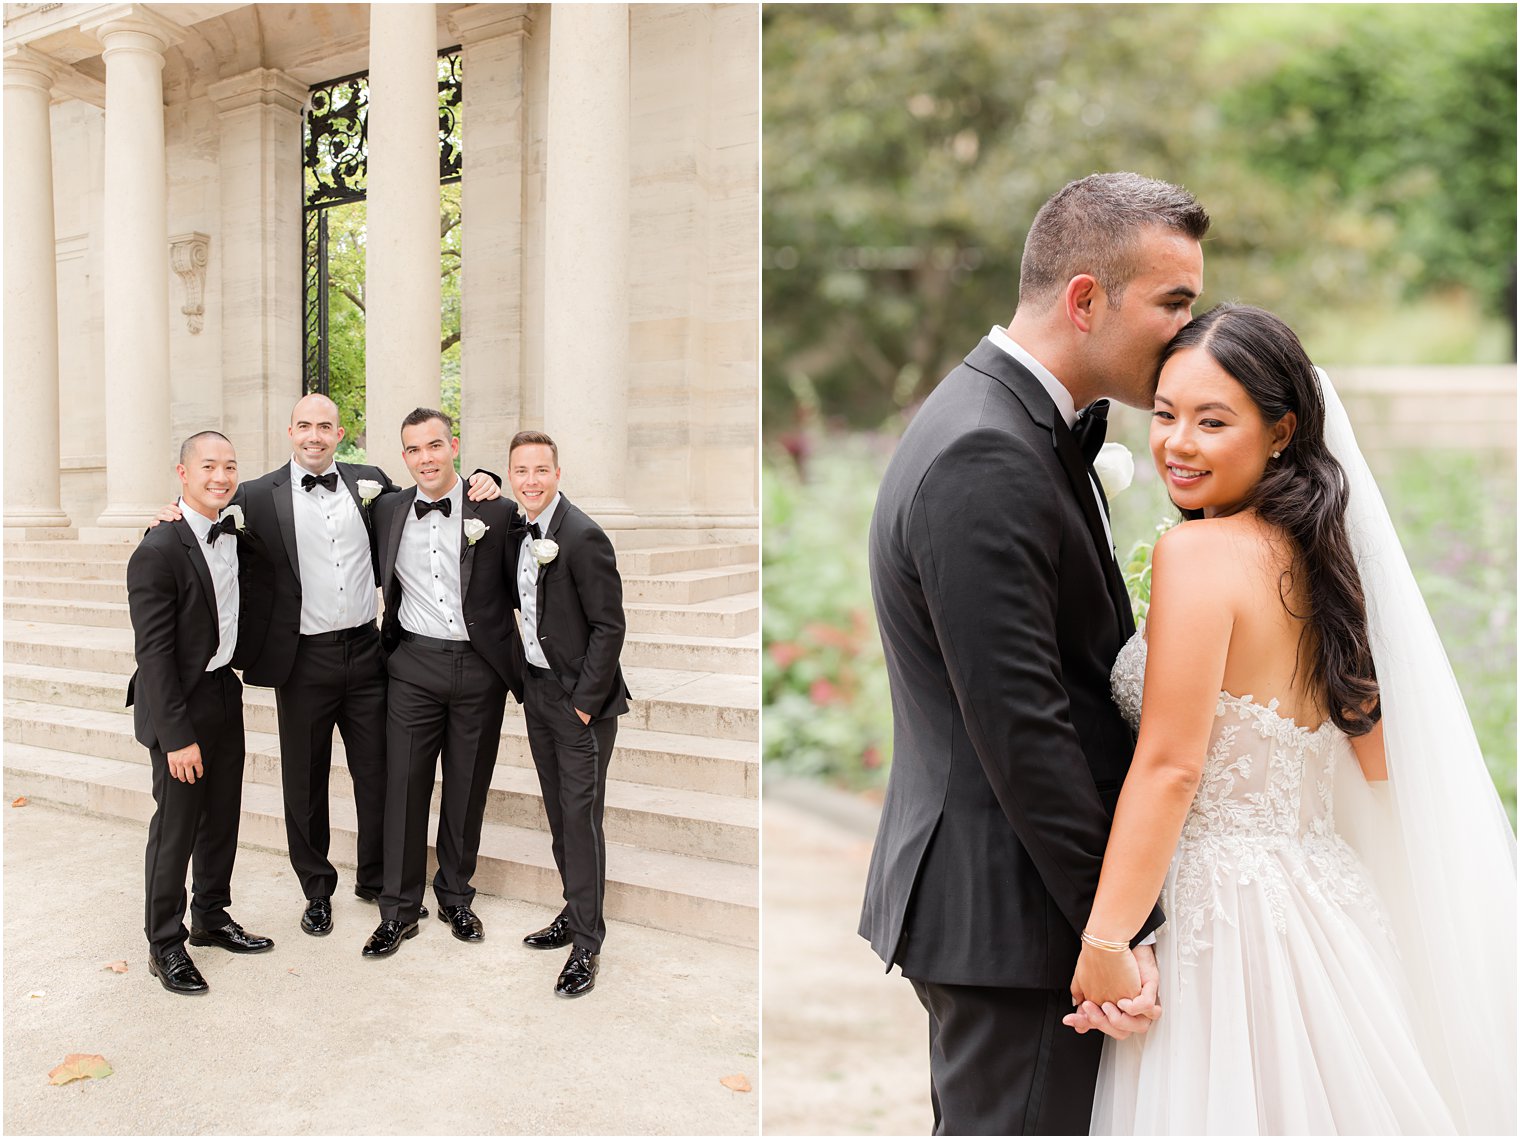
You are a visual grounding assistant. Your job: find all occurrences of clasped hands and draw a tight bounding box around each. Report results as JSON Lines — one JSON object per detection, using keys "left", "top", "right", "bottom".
{"left": 1064, "top": 941, "right": 1161, "bottom": 1040}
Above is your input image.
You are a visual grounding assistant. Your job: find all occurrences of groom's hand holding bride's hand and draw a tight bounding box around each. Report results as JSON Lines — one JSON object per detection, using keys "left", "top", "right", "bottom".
{"left": 1064, "top": 943, "right": 1162, "bottom": 1040}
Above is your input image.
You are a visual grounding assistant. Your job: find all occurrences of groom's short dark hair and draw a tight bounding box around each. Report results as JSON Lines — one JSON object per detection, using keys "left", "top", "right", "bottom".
{"left": 1018, "top": 173, "right": 1209, "bottom": 310}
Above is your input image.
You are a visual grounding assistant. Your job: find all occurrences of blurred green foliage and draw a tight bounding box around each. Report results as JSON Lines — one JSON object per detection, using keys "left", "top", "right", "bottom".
{"left": 762, "top": 436, "right": 1517, "bottom": 823}
{"left": 763, "top": 3, "right": 1516, "bottom": 433}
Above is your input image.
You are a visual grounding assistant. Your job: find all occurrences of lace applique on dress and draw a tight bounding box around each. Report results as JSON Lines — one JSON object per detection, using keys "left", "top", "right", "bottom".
{"left": 1110, "top": 631, "right": 1393, "bottom": 964}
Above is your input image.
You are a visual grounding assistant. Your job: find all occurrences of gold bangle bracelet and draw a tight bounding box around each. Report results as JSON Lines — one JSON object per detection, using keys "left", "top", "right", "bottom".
{"left": 1080, "top": 930, "right": 1131, "bottom": 953}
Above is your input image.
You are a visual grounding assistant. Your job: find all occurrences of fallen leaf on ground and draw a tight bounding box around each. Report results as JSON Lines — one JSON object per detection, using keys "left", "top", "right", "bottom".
{"left": 49, "top": 1054, "right": 112, "bottom": 1086}
{"left": 12, "top": 796, "right": 27, "bottom": 808}
{"left": 101, "top": 960, "right": 128, "bottom": 974}
{"left": 719, "top": 1074, "right": 752, "bottom": 1093}
{"left": 27, "top": 991, "right": 45, "bottom": 999}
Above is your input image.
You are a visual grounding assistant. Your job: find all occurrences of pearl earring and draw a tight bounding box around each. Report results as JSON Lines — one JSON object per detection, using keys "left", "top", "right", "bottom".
{"left": 1272, "top": 450, "right": 1282, "bottom": 459}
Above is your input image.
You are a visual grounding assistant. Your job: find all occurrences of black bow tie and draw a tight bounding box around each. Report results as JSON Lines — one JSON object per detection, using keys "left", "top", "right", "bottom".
{"left": 528, "top": 521, "right": 542, "bottom": 540}
{"left": 414, "top": 497, "right": 452, "bottom": 519}
{"left": 1072, "top": 400, "right": 1109, "bottom": 466}
{"left": 207, "top": 516, "right": 238, "bottom": 545}
{"left": 302, "top": 471, "right": 338, "bottom": 493}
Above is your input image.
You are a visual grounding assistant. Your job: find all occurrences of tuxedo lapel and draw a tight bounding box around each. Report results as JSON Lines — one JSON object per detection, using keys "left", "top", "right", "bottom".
{"left": 459, "top": 495, "right": 479, "bottom": 601}
{"left": 175, "top": 516, "right": 220, "bottom": 631}
{"left": 382, "top": 488, "right": 417, "bottom": 594}
{"left": 270, "top": 466, "right": 301, "bottom": 581}
{"left": 534, "top": 497, "right": 572, "bottom": 619}
{"left": 1051, "top": 422, "right": 1133, "bottom": 637}
{"left": 338, "top": 463, "right": 382, "bottom": 585}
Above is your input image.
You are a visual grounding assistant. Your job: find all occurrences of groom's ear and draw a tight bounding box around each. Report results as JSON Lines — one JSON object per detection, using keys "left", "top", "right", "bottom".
{"left": 1065, "top": 274, "right": 1101, "bottom": 333}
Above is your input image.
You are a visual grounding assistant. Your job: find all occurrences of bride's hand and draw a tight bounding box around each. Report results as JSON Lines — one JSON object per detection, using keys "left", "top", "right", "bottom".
{"left": 1064, "top": 943, "right": 1162, "bottom": 1039}
{"left": 1071, "top": 942, "right": 1142, "bottom": 1009}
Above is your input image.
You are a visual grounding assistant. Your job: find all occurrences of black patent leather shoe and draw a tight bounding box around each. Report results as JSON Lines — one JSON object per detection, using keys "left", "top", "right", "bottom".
{"left": 301, "top": 897, "right": 333, "bottom": 936}
{"left": 354, "top": 886, "right": 427, "bottom": 919}
{"left": 148, "top": 949, "right": 209, "bottom": 995}
{"left": 554, "top": 946, "right": 599, "bottom": 998}
{"left": 438, "top": 904, "right": 484, "bottom": 942}
{"left": 188, "top": 919, "right": 274, "bottom": 954}
{"left": 361, "top": 919, "right": 418, "bottom": 958}
{"left": 522, "top": 914, "right": 571, "bottom": 950}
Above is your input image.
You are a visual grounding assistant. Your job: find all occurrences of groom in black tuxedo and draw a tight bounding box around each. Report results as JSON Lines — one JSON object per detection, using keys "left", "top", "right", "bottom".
{"left": 508, "top": 430, "right": 630, "bottom": 998}
{"left": 361, "top": 408, "right": 525, "bottom": 958}
{"left": 128, "top": 431, "right": 274, "bottom": 995}
{"left": 861, "top": 174, "right": 1209, "bottom": 1133}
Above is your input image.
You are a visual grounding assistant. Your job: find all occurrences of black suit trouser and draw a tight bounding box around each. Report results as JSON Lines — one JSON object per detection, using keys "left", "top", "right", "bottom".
{"left": 522, "top": 666, "right": 617, "bottom": 953}
{"left": 909, "top": 977, "right": 1103, "bottom": 1136}
{"left": 143, "top": 667, "right": 246, "bottom": 958}
{"left": 379, "top": 637, "right": 507, "bottom": 922}
{"left": 274, "top": 624, "right": 388, "bottom": 899}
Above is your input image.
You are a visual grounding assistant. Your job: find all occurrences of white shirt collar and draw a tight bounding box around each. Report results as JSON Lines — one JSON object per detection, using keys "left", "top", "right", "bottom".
{"left": 179, "top": 496, "right": 218, "bottom": 538}
{"left": 525, "top": 492, "right": 562, "bottom": 535}
{"left": 417, "top": 475, "right": 464, "bottom": 508}
{"left": 987, "top": 325, "right": 1079, "bottom": 429}
{"left": 289, "top": 456, "right": 338, "bottom": 483}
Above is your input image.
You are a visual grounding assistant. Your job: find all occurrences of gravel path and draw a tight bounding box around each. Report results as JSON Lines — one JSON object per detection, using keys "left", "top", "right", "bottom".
{"left": 761, "top": 785, "right": 927, "bottom": 1136}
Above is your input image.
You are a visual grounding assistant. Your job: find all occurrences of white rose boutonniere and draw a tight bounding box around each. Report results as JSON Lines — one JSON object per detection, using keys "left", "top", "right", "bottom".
{"left": 356, "top": 479, "right": 383, "bottom": 506}
{"left": 531, "top": 538, "right": 559, "bottom": 566}
{"left": 1093, "top": 442, "right": 1134, "bottom": 497}
{"left": 219, "top": 505, "right": 245, "bottom": 531}
{"left": 463, "top": 518, "right": 489, "bottom": 546}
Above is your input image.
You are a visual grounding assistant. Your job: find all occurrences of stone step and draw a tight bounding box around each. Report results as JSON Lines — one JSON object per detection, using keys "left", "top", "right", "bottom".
{"left": 3, "top": 539, "right": 134, "bottom": 561}
{"left": 625, "top": 594, "right": 758, "bottom": 638}
{"left": 5, "top": 598, "right": 129, "bottom": 628}
{"left": 621, "top": 566, "right": 759, "bottom": 605}
{"left": 5, "top": 558, "right": 131, "bottom": 580}
{"left": 4, "top": 661, "right": 759, "bottom": 798}
{"left": 6, "top": 577, "right": 127, "bottom": 603}
{"left": 3, "top": 622, "right": 758, "bottom": 742}
{"left": 623, "top": 631, "right": 758, "bottom": 675}
{"left": 3, "top": 743, "right": 756, "bottom": 947}
{"left": 615, "top": 543, "right": 759, "bottom": 576}
{"left": 3, "top": 700, "right": 756, "bottom": 864}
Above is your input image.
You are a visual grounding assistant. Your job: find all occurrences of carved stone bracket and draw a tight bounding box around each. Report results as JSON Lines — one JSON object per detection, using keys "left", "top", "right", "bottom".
{"left": 169, "top": 231, "right": 209, "bottom": 334}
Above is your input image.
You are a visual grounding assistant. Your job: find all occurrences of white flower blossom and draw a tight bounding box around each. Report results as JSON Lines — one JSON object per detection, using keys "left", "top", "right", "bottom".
{"left": 531, "top": 538, "right": 559, "bottom": 566}
{"left": 219, "top": 504, "right": 245, "bottom": 531}
{"left": 1093, "top": 442, "right": 1134, "bottom": 497}
{"left": 463, "top": 518, "right": 489, "bottom": 546}
{"left": 356, "top": 479, "right": 383, "bottom": 505}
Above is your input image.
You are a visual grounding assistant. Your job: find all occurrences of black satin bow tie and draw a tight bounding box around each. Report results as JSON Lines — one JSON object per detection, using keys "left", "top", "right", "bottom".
{"left": 1072, "top": 400, "right": 1109, "bottom": 466}
{"left": 207, "top": 516, "right": 238, "bottom": 545}
{"left": 414, "top": 497, "right": 452, "bottom": 519}
{"left": 528, "top": 521, "right": 542, "bottom": 540}
{"left": 302, "top": 472, "right": 338, "bottom": 493}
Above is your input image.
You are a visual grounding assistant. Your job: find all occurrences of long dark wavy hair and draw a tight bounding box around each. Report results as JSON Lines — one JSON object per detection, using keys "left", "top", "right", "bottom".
{"left": 1160, "top": 304, "right": 1379, "bottom": 736}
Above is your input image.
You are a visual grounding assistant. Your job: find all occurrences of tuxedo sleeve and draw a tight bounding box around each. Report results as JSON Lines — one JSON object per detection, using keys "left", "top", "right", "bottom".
{"left": 567, "top": 526, "right": 625, "bottom": 716}
{"left": 126, "top": 542, "right": 196, "bottom": 753}
{"left": 914, "top": 427, "right": 1121, "bottom": 939}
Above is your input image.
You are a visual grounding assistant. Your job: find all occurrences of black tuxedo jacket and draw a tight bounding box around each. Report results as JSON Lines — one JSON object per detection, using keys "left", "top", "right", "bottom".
{"left": 859, "top": 338, "right": 1161, "bottom": 989}
{"left": 513, "top": 495, "right": 630, "bottom": 720}
{"left": 232, "top": 460, "right": 400, "bottom": 688}
{"left": 125, "top": 517, "right": 243, "bottom": 752}
{"left": 374, "top": 485, "right": 525, "bottom": 701}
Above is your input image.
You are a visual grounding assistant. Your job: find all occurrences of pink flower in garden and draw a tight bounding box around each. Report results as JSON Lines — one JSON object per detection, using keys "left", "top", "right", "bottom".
{"left": 809, "top": 678, "right": 840, "bottom": 705}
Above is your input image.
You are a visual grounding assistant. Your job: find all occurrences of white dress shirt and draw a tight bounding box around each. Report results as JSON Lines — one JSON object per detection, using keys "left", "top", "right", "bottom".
{"left": 988, "top": 326, "right": 1115, "bottom": 555}
{"left": 394, "top": 477, "right": 470, "bottom": 640}
{"left": 289, "top": 458, "right": 378, "bottom": 634}
{"left": 180, "top": 497, "right": 239, "bottom": 670}
{"left": 517, "top": 492, "right": 561, "bottom": 669}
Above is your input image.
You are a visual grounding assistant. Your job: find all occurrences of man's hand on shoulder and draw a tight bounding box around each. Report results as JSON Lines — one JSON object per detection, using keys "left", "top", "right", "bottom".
{"left": 167, "top": 742, "right": 204, "bottom": 784}
{"left": 465, "top": 469, "right": 502, "bottom": 502}
{"left": 147, "top": 502, "right": 183, "bottom": 529}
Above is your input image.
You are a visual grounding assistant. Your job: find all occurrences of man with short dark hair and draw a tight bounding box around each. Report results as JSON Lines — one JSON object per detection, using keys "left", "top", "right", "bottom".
{"left": 509, "top": 429, "right": 630, "bottom": 998}
{"left": 361, "top": 409, "right": 524, "bottom": 958}
{"left": 860, "top": 173, "right": 1208, "bottom": 1132}
{"left": 129, "top": 431, "right": 273, "bottom": 994}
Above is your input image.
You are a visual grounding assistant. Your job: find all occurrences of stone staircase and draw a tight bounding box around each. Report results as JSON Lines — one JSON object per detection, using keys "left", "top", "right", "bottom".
{"left": 2, "top": 530, "right": 759, "bottom": 947}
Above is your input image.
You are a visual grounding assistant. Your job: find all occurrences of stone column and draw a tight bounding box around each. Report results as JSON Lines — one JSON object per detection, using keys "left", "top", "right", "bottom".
{"left": 3, "top": 51, "right": 71, "bottom": 532}
{"left": 207, "top": 68, "right": 307, "bottom": 475}
{"left": 543, "top": 3, "right": 630, "bottom": 519}
{"left": 87, "top": 11, "right": 181, "bottom": 528}
{"left": 366, "top": 2, "right": 442, "bottom": 463}
{"left": 450, "top": 4, "right": 531, "bottom": 466}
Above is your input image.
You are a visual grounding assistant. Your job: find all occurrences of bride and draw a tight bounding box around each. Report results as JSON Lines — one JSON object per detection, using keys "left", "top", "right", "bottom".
{"left": 1063, "top": 304, "right": 1516, "bottom": 1134}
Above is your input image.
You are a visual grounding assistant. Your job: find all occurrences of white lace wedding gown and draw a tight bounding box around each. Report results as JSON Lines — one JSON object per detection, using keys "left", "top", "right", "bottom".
{"left": 1090, "top": 632, "right": 1457, "bottom": 1135}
